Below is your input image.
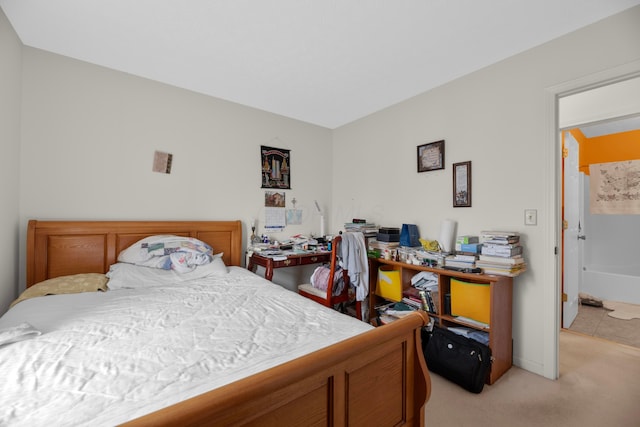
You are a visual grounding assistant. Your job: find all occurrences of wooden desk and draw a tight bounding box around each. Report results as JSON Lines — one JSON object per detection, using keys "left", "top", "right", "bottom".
{"left": 248, "top": 251, "right": 331, "bottom": 281}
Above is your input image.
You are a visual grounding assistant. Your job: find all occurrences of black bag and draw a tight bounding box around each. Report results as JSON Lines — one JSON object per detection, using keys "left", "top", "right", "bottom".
{"left": 424, "top": 327, "right": 491, "bottom": 393}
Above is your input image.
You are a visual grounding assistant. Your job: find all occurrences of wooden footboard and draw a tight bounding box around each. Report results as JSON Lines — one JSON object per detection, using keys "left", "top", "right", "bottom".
{"left": 125, "top": 310, "right": 431, "bottom": 427}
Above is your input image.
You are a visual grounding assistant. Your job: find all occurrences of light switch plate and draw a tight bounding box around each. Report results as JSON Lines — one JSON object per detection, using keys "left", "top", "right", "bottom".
{"left": 525, "top": 209, "right": 537, "bottom": 226}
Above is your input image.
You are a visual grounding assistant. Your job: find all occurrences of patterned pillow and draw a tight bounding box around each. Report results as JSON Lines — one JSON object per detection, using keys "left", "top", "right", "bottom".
{"left": 118, "top": 235, "right": 214, "bottom": 272}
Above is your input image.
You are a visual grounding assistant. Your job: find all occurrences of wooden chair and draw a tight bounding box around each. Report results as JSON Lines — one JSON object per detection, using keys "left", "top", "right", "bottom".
{"left": 298, "top": 235, "right": 362, "bottom": 320}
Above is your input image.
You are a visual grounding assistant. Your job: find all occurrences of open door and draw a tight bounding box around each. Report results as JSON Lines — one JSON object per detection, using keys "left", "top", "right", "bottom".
{"left": 562, "top": 131, "right": 582, "bottom": 328}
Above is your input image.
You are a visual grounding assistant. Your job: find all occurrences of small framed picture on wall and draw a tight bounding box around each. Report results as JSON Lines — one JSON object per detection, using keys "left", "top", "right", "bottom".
{"left": 453, "top": 161, "right": 472, "bottom": 207}
{"left": 417, "top": 140, "right": 445, "bottom": 172}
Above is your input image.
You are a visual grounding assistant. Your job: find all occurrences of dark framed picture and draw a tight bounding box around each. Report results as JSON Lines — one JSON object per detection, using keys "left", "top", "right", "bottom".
{"left": 261, "top": 145, "right": 291, "bottom": 189}
{"left": 453, "top": 161, "right": 472, "bottom": 207}
{"left": 417, "top": 140, "right": 445, "bottom": 172}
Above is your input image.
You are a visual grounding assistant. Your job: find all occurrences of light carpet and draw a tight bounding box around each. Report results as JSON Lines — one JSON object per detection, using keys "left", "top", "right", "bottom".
{"left": 425, "top": 330, "right": 640, "bottom": 426}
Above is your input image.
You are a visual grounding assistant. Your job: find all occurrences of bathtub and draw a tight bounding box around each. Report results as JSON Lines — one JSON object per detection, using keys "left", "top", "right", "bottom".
{"left": 581, "top": 264, "right": 640, "bottom": 305}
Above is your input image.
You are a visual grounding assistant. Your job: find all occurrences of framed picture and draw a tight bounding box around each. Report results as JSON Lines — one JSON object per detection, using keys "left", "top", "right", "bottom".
{"left": 261, "top": 145, "right": 291, "bottom": 189}
{"left": 417, "top": 140, "right": 445, "bottom": 172}
{"left": 453, "top": 161, "right": 472, "bottom": 207}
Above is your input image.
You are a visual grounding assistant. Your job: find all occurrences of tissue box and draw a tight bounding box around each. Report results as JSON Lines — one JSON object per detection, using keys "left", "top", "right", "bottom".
{"left": 376, "top": 266, "right": 402, "bottom": 302}
{"left": 451, "top": 278, "right": 490, "bottom": 325}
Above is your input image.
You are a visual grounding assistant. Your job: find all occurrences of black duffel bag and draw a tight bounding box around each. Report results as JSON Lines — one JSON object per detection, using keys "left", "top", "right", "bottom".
{"left": 424, "top": 327, "right": 491, "bottom": 393}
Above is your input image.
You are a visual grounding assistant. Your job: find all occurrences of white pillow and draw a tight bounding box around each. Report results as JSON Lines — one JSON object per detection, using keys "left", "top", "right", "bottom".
{"left": 107, "top": 255, "right": 227, "bottom": 290}
{"left": 118, "top": 235, "right": 214, "bottom": 272}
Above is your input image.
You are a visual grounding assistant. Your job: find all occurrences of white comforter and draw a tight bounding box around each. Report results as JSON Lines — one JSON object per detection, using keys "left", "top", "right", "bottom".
{"left": 0, "top": 266, "right": 372, "bottom": 426}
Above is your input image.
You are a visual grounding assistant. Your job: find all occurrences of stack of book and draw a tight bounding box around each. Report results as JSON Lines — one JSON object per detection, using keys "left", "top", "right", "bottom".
{"left": 401, "top": 287, "right": 424, "bottom": 310}
{"left": 409, "top": 271, "right": 439, "bottom": 313}
{"left": 476, "top": 231, "right": 526, "bottom": 276}
{"left": 414, "top": 249, "right": 446, "bottom": 266}
{"left": 368, "top": 238, "right": 400, "bottom": 253}
{"left": 454, "top": 235, "right": 482, "bottom": 255}
{"left": 443, "top": 253, "right": 477, "bottom": 269}
{"left": 344, "top": 219, "right": 378, "bottom": 236}
{"left": 374, "top": 301, "right": 417, "bottom": 325}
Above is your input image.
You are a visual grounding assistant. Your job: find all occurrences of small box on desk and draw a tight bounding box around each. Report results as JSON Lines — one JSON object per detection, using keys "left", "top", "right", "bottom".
{"left": 455, "top": 243, "right": 483, "bottom": 254}
{"left": 376, "top": 265, "right": 402, "bottom": 302}
{"left": 377, "top": 227, "right": 400, "bottom": 243}
{"left": 451, "top": 278, "right": 490, "bottom": 325}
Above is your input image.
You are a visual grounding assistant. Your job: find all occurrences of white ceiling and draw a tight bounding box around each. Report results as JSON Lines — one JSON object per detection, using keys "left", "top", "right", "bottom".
{"left": 2, "top": 0, "right": 640, "bottom": 129}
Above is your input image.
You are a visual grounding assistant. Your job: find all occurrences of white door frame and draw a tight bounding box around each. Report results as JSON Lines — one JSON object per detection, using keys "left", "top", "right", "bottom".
{"left": 543, "top": 60, "right": 640, "bottom": 380}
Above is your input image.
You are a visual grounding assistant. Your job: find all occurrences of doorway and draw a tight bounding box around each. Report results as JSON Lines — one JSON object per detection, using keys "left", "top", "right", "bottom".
{"left": 542, "top": 61, "right": 640, "bottom": 380}
{"left": 559, "top": 80, "right": 640, "bottom": 346}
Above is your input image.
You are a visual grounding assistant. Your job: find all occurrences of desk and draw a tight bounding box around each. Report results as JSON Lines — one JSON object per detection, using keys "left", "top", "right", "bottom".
{"left": 248, "top": 251, "right": 331, "bottom": 281}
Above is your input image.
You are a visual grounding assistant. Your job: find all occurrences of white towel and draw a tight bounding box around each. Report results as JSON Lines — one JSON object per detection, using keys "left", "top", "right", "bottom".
{"left": 340, "top": 232, "right": 369, "bottom": 302}
{"left": 0, "top": 322, "right": 41, "bottom": 346}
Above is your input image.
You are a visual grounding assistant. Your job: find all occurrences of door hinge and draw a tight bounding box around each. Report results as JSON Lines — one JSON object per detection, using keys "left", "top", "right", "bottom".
{"left": 562, "top": 220, "right": 568, "bottom": 230}
{"left": 562, "top": 293, "right": 568, "bottom": 302}
{"left": 562, "top": 147, "right": 568, "bottom": 158}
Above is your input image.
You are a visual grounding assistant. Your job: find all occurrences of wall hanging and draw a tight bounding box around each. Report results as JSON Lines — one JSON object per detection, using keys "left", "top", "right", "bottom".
{"left": 453, "top": 161, "right": 472, "bottom": 207}
{"left": 261, "top": 145, "right": 291, "bottom": 189}
{"left": 417, "top": 140, "right": 445, "bottom": 172}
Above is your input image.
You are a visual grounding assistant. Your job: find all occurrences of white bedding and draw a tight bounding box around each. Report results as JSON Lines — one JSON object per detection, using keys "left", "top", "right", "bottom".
{"left": 0, "top": 266, "right": 372, "bottom": 426}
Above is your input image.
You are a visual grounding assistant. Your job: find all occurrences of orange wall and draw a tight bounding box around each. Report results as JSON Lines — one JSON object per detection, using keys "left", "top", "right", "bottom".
{"left": 569, "top": 128, "right": 640, "bottom": 175}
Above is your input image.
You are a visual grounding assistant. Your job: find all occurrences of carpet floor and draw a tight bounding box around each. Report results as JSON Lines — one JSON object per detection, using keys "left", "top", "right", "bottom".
{"left": 425, "top": 330, "right": 640, "bottom": 426}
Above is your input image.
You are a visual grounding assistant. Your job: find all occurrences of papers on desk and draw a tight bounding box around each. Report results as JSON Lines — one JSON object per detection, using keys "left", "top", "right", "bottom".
{"left": 254, "top": 249, "right": 328, "bottom": 260}
{"left": 259, "top": 250, "right": 284, "bottom": 256}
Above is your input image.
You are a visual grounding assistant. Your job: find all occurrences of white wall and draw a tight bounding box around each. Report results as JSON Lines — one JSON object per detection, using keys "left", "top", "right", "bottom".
{"left": 559, "top": 76, "right": 640, "bottom": 127}
{"left": 583, "top": 179, "right": 640, "bottom": 268}
{"left": 0, "top": 8, "right": 22, "bottom": 314}
{"left": 13, "top": 47, "right": 334, "bottom": 306}
{"left": 332, "top": 6, "right": 640, "bottom": 378}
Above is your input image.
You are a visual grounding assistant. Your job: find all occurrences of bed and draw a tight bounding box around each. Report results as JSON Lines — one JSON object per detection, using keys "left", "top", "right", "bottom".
{"left": 0, "top": 220, "right": 430, "bottom": 426}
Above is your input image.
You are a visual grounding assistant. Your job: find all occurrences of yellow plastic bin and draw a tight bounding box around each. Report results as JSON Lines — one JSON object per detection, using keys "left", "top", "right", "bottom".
{"left": 377, "top": 265, "right": 402, "bottom": 302}
{"left": 450, "top": 278, "right": 490, "bottom": 325}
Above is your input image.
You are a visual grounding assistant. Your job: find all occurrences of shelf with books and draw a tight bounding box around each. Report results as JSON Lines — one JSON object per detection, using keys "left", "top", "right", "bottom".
{"left": 368, "top": 257, "right": 513, "bottom": 384}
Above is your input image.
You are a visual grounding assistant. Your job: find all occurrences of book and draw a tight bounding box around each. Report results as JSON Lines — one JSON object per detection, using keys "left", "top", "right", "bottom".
{"left": 481, "top": 245, "right": 523, "bottom": 257}
{"left": 477, "top": 262, "right": 527, "bottom": 277}
{"left": 481, "top": 231, "right": 520, "bottom": 245}
{"left": 480, "top": 231, "right": 519, "bottom": 238}
{"left": 478, "top": 254, "right": 524, "bottom": 265}
{"left": 402, "top": 297, "right": 422, "bottom": 309}
{"left": 448, "top": 253, "right": 477, "bottom": 262}
{"left": 368, "top": 239, "right": 400, "bottom": 250}
{"left": 443, "top": 260, "right": 476, "bottom": 269}
{"left": 482, "top": 242, "right": 521, "bottom": 249}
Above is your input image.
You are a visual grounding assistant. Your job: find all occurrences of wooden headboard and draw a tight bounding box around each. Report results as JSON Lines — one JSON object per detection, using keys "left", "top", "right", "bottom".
{"left": 26, "top": 220, "right": 243, "bottom": 288}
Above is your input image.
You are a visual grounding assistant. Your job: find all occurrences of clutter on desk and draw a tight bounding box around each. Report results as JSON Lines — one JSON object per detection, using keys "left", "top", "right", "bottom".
{"left": 248, "top": 234, "right": 330, "bottom": 259}
{"left": 365, "top": 224, "right": 527, "bottom": 277}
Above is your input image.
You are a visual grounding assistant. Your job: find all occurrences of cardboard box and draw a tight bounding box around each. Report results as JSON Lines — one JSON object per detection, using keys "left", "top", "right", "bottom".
{"left": 454, "top": 243, "right": 483, "bottom": 253}
{"left": 455, "top": 235, "right": 479, "bottom": 245}
{"left": 451, "top": 278, "right": 490, "bottom": 325}
{"left": 377, "top": 266, "right": 402, "bottom": 302}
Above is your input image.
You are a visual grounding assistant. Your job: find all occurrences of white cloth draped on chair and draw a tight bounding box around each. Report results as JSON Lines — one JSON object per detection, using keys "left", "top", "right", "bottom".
{"left": 340, "top": 232, "right": 369, "bottom": 302}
